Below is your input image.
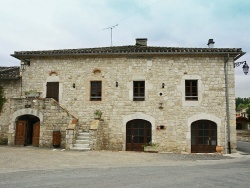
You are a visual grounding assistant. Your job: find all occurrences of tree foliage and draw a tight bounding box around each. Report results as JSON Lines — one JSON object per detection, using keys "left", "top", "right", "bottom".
{"left": 246, "top": 106, "right": 250, "bottom": 123}
{"left": 0, "top": 86, "right": 6, "bottom": 113}
{"left": 236, "top": 97, "right": 250, "bottom": 110}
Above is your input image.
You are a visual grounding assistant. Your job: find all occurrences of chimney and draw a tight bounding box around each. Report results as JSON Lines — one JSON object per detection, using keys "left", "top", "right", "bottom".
{"left": 207, "top": 39, "right": 215, "bottom": 48}
{"left": 136, "top": 38, "right": 147, "bottom": 46}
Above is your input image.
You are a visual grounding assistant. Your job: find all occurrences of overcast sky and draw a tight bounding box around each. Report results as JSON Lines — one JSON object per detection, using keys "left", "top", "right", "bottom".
{"left": 0, "top": 0, "right": 249, "bottom": 97}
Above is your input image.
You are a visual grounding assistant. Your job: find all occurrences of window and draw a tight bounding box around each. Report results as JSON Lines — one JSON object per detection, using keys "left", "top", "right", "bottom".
{"left": 185, "top": 80, "right": 198, "bottom": 101}
{"left": 133, "top": 81, "right": 145, "bottom": 101}
{"left": 90, "top": 81, "right": 102, "bottom": 101}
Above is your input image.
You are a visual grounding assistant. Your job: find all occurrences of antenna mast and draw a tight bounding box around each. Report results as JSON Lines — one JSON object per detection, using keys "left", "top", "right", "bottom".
{"left": 103, "top": 24, "right": 118, "bottom": 46}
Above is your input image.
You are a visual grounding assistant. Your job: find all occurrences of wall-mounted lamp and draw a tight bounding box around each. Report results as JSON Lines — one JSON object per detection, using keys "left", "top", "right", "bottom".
{"left": 20, "top": 59, "right": 30, "bottom": 71}
{"left": 162, "top": 83, "right": 165, "bottom": 88}
{"left": 116, "top": 82, "right": 118, "bottom": 87}
{"left": 159, "top": 102, "right": 163, "bottom": 109}
{"left": 242, "top": 62, "right": 249, "bottom": 75}
{"left": 73, "top": 83, "right": 76, "bottom": 88}
{"left": 21, "top": 61, "right": 26, "bottom": 71}
{"left": 234, "top": 61, "right": 249, "bottom": 75}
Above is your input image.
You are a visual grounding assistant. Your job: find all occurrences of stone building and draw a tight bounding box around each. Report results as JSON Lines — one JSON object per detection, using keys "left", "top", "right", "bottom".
{"left": 0, "top": 67, "right": 21, "bottom": 144}
{"left": 236, "top": 107, "right": 249, "bottom": 130}
{"left": 0, "top": 38, "right": 245, "bottom": 153}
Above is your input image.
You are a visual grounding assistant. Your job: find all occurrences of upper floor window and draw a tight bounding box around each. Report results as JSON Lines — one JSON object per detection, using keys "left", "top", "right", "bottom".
{"left": 185, "top": 80, "right": 198, "bottom": 101}
{"left": 133, "top": 81, "right": 145, "bottom": 101}
{"left": 90, "top": 81, "right": 102, "bottom": 101}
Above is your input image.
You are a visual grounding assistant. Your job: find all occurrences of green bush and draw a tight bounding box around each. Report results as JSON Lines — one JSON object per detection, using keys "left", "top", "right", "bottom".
{"left": 0, "top": 86, "right": 6, "bottom": 113}
{"left": 0, "top": 137, "right": 8, "bottom": 145}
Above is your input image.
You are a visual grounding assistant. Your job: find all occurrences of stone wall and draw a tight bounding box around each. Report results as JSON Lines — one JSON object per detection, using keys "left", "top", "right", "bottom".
{"left": 8, "top": 98, "right": 76, "bottom": 148}
{"left": 0, "top": 79, "right": 20, "bottom": 141}
{"left": 15, "top": 54, "right": 237, "bottom": 153}
{"left": 237, "top": 130, "right": 250, "bottom": 142}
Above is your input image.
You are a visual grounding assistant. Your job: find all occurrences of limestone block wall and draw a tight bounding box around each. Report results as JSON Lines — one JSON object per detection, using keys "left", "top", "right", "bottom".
{"left": 0, "top": 79, "right": 20, "bottom": 140}
{"left": 19, "top": 54, "right": 236, "bottom": 153}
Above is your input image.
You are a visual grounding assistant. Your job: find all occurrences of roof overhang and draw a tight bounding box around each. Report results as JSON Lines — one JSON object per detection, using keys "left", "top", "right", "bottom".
{"left": 11, "top": 51, "right": 245, "bottom": 61}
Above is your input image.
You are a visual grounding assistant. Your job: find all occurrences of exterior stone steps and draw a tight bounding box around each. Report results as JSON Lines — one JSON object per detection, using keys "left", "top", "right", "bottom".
{"left": 75, "top": 140, "right": 90, "bottom": 144}
{"left": 71, "top": 131, "right": 91, "bottom": 151}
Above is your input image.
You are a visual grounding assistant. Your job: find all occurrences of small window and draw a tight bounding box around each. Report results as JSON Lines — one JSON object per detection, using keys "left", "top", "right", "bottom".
{"left": 90, "top": 81, "right": 102, "bottom": 101}
{"left": 133, "top": 81, "right": 145, "bottom": 101}
{"left": 185, "top": 80, "right": 198, "bottom": 101}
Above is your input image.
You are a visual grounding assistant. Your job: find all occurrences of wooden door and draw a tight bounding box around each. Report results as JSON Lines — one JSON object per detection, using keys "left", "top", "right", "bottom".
{"left": 15, "top": 121, "right": 27, "bottom": 145}
{"left": 46, "top": 82, "right": 59, "bottom": 102}
{"left": 32, "top": 122, "right": 40, "bottom": 147}
{"left": 126, "top": 119, "right": 151, "bottom": 151}
{"left": 191, "top": 120, "right": 217, "bottom": 153}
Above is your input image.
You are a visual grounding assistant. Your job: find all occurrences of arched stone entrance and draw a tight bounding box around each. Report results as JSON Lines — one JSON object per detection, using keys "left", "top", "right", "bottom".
{"left": 191, "top": 120, "right": 217, "bottom": 153}
{"left": 10, "top": 108, "right": 43, "bottom": 147}
{"left": 123, "top": 112, "right": 155, "bottom": 151}
{"left": 15, "top": 115, "right": 40, "bottom": 146}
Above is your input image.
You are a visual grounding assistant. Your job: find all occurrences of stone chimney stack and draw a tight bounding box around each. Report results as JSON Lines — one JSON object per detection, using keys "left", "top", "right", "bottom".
{"left": 207, "top": 39, "right": 215, "bottom": 48}
{"left": 136, "top": 38, "right": 148, "bottom": 46}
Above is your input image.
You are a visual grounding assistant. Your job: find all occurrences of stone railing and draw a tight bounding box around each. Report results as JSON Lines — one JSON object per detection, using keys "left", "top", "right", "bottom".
{"left": 65, "top": 119, "right": 78, "bottom": 150}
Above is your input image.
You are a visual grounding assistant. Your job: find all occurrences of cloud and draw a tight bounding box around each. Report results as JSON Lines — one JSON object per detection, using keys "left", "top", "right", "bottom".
{"left": 0, "top": 0, "right": 249, "bottom": 97}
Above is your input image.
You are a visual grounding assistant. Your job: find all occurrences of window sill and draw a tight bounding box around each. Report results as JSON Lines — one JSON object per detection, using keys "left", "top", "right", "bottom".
{"left": 183, "top": 100, "right": 201, "bottom": 107}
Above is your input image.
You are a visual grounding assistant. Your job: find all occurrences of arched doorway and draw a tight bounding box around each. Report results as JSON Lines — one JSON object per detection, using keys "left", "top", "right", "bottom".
{"left": 15, "top": 115, "right": 40, "bottom": 147}
{"left": 191, "top": 120, "right": 217, "bottom": 153}
{"left": 126, "top": 119, "right": 151, "bottom": 151}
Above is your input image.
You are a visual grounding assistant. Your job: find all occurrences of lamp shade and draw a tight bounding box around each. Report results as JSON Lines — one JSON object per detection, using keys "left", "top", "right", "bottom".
{"left": 21, "top": 61, "right": 26, "bottom": 71}
{"left": 242, "top": 62, "right": 249, "bottom": 75}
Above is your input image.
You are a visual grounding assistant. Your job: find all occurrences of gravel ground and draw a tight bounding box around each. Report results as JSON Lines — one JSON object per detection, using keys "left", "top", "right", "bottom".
{"left": 0, "top": 146, "right": 242, "bottom": 173}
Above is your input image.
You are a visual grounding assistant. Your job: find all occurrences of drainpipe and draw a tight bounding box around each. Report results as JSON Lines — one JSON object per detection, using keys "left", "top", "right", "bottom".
{"left": 225, "top": 54, "right": 231, "bottom": 154}
{"left": 20, "top": 69, "right": 23, "bottom": 98}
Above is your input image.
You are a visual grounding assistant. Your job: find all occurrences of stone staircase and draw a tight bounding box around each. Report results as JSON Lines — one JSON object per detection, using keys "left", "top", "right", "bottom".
{"left": 71, "top": 130, "right": 91, "bottom": 151}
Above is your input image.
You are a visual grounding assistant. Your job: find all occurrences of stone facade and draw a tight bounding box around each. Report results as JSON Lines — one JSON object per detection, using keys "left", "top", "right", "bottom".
{"left": 0, "top": 40, "right": 242, "bottom": 153}
{"left": 16, "top": 54, "right": 236, "bottom": 153}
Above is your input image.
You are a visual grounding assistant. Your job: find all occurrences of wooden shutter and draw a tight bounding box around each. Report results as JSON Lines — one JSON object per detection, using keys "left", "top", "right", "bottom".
{"left": 32, "top": 122, "right": 40, "bottom": 147}
{"left": 46, "top": 82, "right": 59, "bottom": 102}
{"left": 15, "top": 121, "right": 27, "bottom": 145}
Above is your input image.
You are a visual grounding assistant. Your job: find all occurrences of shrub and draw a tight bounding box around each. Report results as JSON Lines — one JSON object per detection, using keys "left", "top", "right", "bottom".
{"left": 0, "top": 137, "right": 8, "bottom": 145}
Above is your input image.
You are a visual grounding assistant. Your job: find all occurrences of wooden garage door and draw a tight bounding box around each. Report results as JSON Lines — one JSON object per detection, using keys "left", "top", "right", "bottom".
{"left": 191, "top": 120, "right": 217, "bottom": 153}
{"left": 32, "top": 122, "right": 40, "bottom": 147}
{"left": 126, "top": 119, "right": 151, "bottom": 151}
{"left": 15, "top": 121, "right": 27, "bottom": 145}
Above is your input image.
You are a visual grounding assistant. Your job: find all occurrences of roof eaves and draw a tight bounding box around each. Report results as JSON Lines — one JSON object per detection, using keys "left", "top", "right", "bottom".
{"left": 11, "top": 51, "right": 244, "bottom": 60}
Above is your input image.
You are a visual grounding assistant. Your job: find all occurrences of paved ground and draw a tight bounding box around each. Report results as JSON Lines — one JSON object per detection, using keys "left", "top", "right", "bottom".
{"left": 237, "top": 141, "right": 250, "bottom": 154}
{"left": 0, "top": 146, "right": 246, "bottom": 173}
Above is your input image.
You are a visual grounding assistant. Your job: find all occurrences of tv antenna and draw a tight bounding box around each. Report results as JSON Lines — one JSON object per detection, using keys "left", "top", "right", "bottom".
{"left": 103, "top": 24, "right": 118, "bottom": 46}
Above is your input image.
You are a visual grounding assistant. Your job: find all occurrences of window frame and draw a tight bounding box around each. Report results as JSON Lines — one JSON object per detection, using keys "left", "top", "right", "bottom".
{"left": 185, "top": 80, "right": 198, "bottom": 101}
{"left": 90, "top": 81, "right": 102, "bottom": 101}
{"left": 133, "top": 81, "right": 145, "bottom": 101}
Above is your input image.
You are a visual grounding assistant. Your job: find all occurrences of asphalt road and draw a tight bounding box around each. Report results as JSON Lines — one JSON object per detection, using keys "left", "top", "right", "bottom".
{"left": 0, "top": 159, "right": 250, "bottom": 188}
{"left": 237, "top": 141, "right": 250, "bottom": 154}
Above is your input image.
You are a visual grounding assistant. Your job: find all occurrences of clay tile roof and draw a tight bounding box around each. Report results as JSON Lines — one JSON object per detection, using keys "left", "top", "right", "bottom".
{"left": 11, "top": 45, "right": 244, "bottom": 60}
{"left": 0, "top": 66, "right": 20, "bottom": 80}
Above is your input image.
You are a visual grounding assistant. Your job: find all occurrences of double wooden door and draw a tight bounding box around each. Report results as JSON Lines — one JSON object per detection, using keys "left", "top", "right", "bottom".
{"left": 191, "top": 120, "right": 217, "bottom": 153}
{"left": 15, "top": 121, "right": 40, "bottom": 147}
{"left": 126, "top": 119, "right": 151, "bottom": 151}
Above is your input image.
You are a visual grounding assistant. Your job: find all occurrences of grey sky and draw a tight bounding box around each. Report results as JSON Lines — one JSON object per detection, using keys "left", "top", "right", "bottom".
{"left": 0, "top": 0, "right": 249, "bottom": 97}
